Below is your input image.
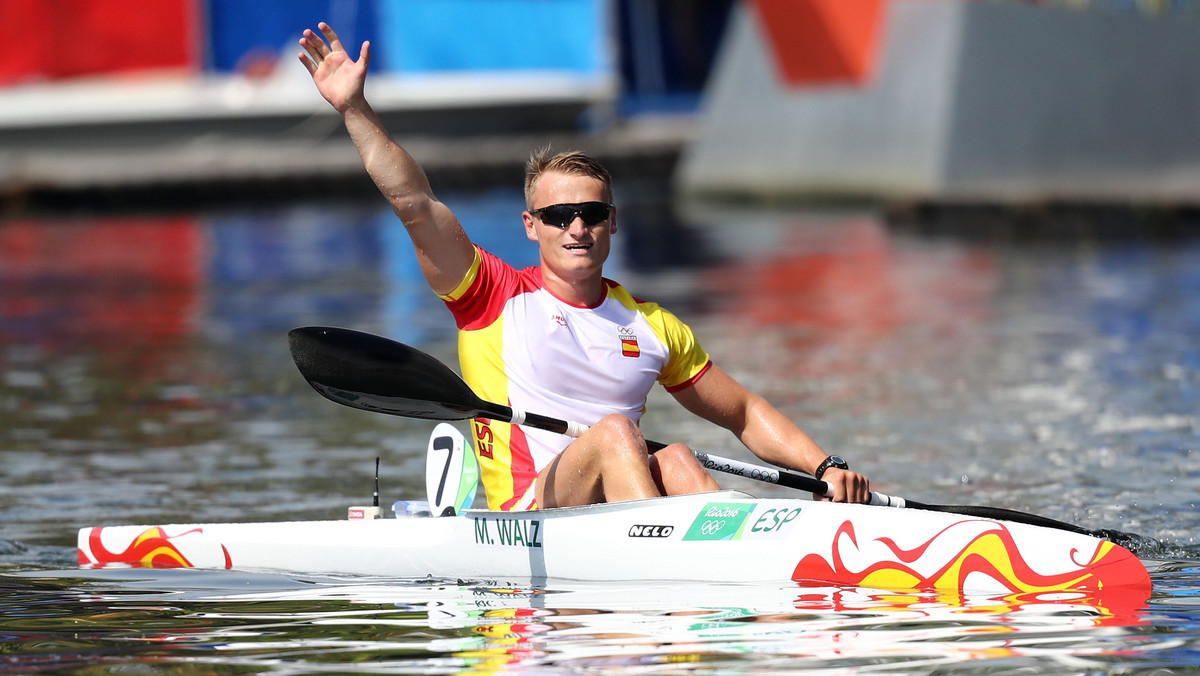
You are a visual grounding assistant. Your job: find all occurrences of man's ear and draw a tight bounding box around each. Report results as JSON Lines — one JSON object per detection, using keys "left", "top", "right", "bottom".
{"left": 523, "top": 211, "right": 538, "bottom": 241}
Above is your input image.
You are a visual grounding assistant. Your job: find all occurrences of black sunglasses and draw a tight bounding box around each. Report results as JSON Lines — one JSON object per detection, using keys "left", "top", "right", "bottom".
{"left": 530, "top": 201, "right": 613, "bottom": 229}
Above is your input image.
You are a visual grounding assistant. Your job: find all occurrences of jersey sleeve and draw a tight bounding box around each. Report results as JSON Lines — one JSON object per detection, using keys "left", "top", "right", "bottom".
{"left": 651, "top": 306, "right": 712, "bottom": 392}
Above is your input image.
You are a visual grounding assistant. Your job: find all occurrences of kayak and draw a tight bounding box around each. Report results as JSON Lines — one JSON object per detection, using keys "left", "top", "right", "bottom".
{"left": 78, "top": 489, "right": 1150, "bottom": 599}
{"left": 77, "top": 327, "right": 1152, "bottom": 614}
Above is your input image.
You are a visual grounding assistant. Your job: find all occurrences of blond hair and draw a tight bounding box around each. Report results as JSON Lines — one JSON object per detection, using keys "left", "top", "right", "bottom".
{"left": 524, "top": 147, "right": 613, "bottom": 209}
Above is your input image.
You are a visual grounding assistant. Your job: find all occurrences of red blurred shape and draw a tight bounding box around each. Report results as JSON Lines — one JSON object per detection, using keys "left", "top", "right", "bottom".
{"left": 751, "top": 0, "right": 887, "bottom": 86}
{"left": 0, "top": 215, "right": 204, "bottom": 347}
{"left": 0, "top": 0, "right": 199, "bottom": 85}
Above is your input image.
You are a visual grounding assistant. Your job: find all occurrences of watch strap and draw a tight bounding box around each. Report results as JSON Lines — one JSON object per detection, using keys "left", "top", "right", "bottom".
{"left": 814, "top": 456, "right": 849, "bottom": 480}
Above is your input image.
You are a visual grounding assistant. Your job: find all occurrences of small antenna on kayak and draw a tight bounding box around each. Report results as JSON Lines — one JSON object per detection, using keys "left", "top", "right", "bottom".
{"left": 348, "top": 457, "right": 384, "bottom": 520}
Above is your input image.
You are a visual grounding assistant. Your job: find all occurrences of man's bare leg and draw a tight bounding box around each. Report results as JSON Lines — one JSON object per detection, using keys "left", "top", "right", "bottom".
{"left": 536, "top": 414, "right": 661, "bottom": 508}
{"left": 535, "top": 415, "right": 722, "bottom": 508}
{"left": 649, "top": 444, "right": 721, "bottom": 495}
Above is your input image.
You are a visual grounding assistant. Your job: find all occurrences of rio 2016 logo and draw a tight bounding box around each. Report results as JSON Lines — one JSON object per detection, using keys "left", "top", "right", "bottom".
{"left": 682, "top": 502, "right": 754, "bottom": 541}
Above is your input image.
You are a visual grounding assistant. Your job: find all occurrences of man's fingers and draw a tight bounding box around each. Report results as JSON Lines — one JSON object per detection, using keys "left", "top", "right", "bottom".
{"left": 301, "top": 25, "right": 366, "bottom": 75}
{"left": 319, "top": 22, "right": 342, "bottom": 54}
{"left": 359, "top": 41, "right": 371, "bottom": 69}
{"left": 297, "top": 52, "right": 317, "bottom": 75}
{"left": 848, "top": 474, "right": 870, "bottom": 504}
{"left": 823, "top": 469, "right": 871, "bottom": 504}
{"left": 813, "top": 470, "right": 871, "bottom": 504}
{"left": 299, "top": 32, "right": 326, "bottom": 64}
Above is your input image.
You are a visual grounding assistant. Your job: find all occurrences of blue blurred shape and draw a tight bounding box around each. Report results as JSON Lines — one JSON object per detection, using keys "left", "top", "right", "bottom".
{"left": 206, "top": 0, "right": 380, "bottom": 73}
{"left": 207, "top": 208, "right": 382, "bottom": 283}
{"left": 376, "top": 0, "right": 608, "bottom": 74}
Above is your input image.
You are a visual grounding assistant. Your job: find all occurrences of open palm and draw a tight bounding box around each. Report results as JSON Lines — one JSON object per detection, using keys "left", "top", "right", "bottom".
{"left": 298, "top": 23, "right": 370, "bottom": 113}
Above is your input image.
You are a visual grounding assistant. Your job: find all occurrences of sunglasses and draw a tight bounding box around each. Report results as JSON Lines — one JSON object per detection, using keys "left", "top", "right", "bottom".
{"left": 530, "top": 201, "right": 613, "bottom": 229}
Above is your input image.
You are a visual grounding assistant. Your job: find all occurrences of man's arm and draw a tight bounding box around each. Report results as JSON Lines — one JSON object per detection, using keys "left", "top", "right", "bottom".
{"left": 298, "top": 22, "right": 475, "bottom": 295}
{"left": 671, "top": 364, "right": 871, "bottom": 503}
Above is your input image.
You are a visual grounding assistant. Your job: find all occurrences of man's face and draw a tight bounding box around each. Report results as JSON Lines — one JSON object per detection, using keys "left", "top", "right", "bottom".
{"left": 523, "top": 171, "right": 616, "bottom": 284}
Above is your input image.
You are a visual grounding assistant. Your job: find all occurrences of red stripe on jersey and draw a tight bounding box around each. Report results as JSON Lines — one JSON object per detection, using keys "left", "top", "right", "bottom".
{"left": 499, "top": 423, "right": 538, "bottom": 511}
{"left": 447, "top": 248, "right": 541, "bottom": 331}
{"left": 664, "top": 359, "right": 713, "bottom": 393}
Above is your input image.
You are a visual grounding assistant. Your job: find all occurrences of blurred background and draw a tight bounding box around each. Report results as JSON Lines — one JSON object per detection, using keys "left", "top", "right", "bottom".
{"left": 6, "top": 0, "right": 1200, "bottom": 207}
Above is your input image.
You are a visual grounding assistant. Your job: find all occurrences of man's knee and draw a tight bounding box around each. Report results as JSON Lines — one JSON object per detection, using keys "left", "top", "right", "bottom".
{"left": 652, "top": 444, "right": 720, "bottom": 493}
{"left": 654, "top": 443, "right": 697, "bottom": 467}
{"left": 589, "top": 415, "right": 648, "bottom": 460}
{"left": 593, "top": 413, "right": 641, "bottom": 437}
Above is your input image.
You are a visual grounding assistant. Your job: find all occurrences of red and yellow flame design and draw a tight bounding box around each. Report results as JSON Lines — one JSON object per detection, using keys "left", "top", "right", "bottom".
{"left": 792, "top": 519, "right": 1150, "bottom": 597}
{"left": 80, "top": 527, "right": 232, "bottom": 569}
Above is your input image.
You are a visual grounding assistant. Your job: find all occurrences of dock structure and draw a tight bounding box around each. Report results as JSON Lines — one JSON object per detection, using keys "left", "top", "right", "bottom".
{"left": 0, "top": 70, "right": 689, "bottom": 196}
{"left": 0, "top": 77, "right": 695, "bottom": 213}
{"left": 676, "top": 0, "right": 1200, "bottom": 206}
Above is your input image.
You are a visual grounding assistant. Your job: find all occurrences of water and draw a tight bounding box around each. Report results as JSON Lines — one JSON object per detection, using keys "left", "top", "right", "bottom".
{"left": 1, "top": 185, "right": 1199, "bottom": 673}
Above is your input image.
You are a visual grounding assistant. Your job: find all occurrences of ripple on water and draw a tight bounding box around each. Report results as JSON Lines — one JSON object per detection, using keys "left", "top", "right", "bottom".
{"left": 0, "top": 570, "right": 1189, "bottom": 674}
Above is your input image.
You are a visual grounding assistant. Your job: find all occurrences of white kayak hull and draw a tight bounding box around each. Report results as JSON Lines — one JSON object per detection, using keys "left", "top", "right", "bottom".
{"left": 78, "top": 490, "right": 1149, "bottom": 598}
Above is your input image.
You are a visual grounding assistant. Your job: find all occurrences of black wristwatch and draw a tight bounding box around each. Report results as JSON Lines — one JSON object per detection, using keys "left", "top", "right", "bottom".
{"left": 814, "top": 455, "right": 849, "bottom": 480}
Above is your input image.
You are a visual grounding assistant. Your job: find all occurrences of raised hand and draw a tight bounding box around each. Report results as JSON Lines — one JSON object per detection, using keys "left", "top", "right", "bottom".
{"left": 298, "top": 22, "right": 370, "bottom": 113}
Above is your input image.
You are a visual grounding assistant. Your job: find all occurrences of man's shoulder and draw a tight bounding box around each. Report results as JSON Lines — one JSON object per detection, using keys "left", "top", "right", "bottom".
{"left": 474, "top": 247, "right": 543, "bottom": 289}
{"left": 602, "top": 278, "right": 671, "bottom": 316}
{"left": 602, "top": 277, "right": 648, "bottom": 303}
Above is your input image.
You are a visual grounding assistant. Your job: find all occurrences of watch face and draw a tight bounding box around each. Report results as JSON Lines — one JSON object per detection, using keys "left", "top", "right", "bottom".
{"left": 816, "top": 455, "right": 849, "bottom": 480}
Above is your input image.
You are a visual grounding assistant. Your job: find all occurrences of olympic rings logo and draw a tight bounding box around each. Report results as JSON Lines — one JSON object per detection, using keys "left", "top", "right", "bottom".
{"left": 699, "top": 520, "right": 726, "bottom": 536}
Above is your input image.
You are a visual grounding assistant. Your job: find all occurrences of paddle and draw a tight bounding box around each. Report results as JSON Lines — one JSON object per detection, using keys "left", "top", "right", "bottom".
{"left": 288, "top": 325, "right": 1139, "bottom": 546}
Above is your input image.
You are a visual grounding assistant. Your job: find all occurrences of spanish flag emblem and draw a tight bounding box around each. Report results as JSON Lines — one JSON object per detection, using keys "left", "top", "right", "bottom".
{"left": 621, "top": 336, "right": 640, "bottom": 357}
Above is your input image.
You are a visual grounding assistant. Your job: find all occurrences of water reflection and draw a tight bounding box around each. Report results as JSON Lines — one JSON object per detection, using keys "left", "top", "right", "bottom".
{"left": 693, "top": 213, "right": 999, "bottom": 403}
{"left": 0, "top": 215, "right": 202, "bottom": 374}
{"left": 0, "top": 569, "right": 1167, "bottom": 674}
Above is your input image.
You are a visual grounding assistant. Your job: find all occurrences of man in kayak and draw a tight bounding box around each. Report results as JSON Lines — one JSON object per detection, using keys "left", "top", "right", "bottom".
{"left": 299, "top": 23, "right": 872, "bottom": 510}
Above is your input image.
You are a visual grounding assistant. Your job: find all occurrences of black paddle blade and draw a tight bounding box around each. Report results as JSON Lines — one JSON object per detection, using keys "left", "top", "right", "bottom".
{"left": 288, "top": 326, "right": 492, "bottom": 421}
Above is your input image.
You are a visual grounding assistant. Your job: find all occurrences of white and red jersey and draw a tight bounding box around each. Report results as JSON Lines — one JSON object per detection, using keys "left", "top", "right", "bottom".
{"left": 441, "top": 246, "right": 712, "bottom": 511}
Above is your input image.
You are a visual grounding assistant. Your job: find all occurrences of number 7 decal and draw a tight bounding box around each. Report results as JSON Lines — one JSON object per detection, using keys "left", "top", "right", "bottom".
{"left": 425, "top": 423, "right": 480, "bottom": 516}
